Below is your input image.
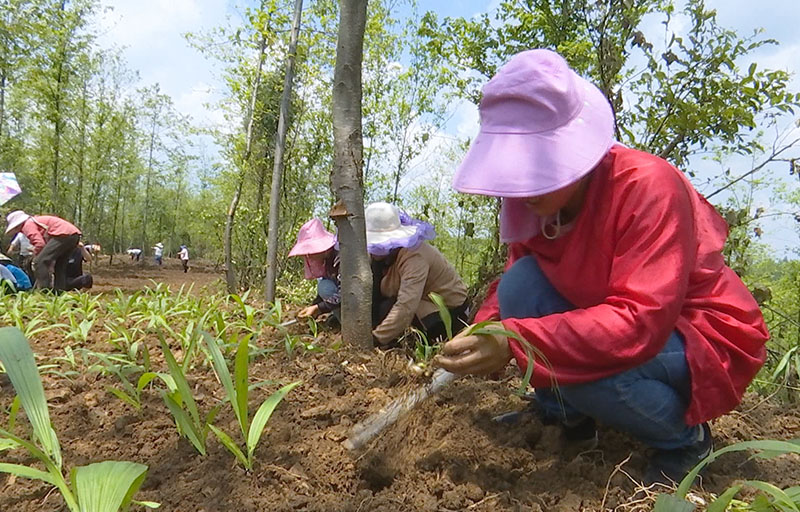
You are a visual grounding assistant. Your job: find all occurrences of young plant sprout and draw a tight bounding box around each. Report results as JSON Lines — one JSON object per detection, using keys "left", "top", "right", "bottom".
{"left": 203, "top": 332, "right": 300, "bottom": 470}
{"left": 0, "top": 327, "right": 158, "bottom": 511}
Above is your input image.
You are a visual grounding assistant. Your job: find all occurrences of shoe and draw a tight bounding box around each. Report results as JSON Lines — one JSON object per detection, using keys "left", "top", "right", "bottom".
{"left": 644, "top": 423, "right": 713, "bottom": 485}
{"left": 492, "top": 395, "right": 598, "bottom": 451}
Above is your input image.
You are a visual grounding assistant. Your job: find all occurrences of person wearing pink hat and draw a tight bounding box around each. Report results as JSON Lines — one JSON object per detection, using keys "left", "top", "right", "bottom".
{"left": 289, "top": 218, "right": 341, "bottom": 322}
{"left": 5, "top": 210, "right": 82, "bottom": 291}
{"left": 434, "top": 49, "right": 768, "bottom": 484}
{"left": 366, "top": 202, "right": 469, "bottom": 348}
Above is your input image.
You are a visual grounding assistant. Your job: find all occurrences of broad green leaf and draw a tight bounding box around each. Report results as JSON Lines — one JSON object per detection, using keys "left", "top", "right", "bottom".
{"left": 247, "top": 382, "right": 301, "bottom": 459}
{"left": 741, "top": 480, "right": 800, "bottom": 512}
{"left": 132, "top": 501, "right": 161, "bottom": 509}
{"left": 71, "top": 461, "right": 149, "bottom": 512}
{"left": 136, "top": 373, "right": 159, "bottom": 392}
{"left": 653, "top": 493, "right": 696, "bottom": 512}
{"left": 209, "top": 425, "right": 249, "bottom": 469}
{"left": 0, "top": 438, "right": 21, "bottom": 451}
{"left": 0, "top": 327, "right": 62, "bottom": 468}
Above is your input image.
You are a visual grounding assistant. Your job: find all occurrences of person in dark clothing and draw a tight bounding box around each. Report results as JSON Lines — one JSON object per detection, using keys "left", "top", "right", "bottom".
{"left": 64, "top": 245, "right": 93, "bottom": 291}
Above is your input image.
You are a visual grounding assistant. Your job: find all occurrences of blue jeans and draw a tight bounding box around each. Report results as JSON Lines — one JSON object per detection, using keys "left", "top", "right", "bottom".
{"left": 317, "top": 278, "right": 341, "bottom": 321}
{"left": 497, "top": 256, "right": 698, "bottom": 450}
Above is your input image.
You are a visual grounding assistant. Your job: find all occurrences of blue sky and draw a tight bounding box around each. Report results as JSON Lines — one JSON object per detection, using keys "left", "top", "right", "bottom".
{"left": 95, "top": 0, "right": 800, "bottom": 254}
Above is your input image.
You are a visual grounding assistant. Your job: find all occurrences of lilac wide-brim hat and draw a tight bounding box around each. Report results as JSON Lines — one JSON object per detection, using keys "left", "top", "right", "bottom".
{"left": 365, "top": 202, "right": 435, "bottom": 256}
{"left": 289, "top": 218, "right": 337, "bottom": 257}
{"left": 453, "top": 49, "right": 615, "bottom": 198}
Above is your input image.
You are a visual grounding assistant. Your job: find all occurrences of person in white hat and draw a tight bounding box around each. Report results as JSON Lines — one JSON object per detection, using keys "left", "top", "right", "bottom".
{"left": 366, "top": 202, "right": 469, "bottom": 348}
{"left": 5, "top": 210, "right": 82, "bottom": 290}
{"left": 153, "top": 242, "right": 164, "bottom": 266}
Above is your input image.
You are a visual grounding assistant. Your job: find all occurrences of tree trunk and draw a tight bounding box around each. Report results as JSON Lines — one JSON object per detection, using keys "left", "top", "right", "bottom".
{"left": 224, "top": 21, "right": 271, "bottom": 294}
{"left": 265, "top": 0, "right": 304, "bottom": 303}
{"left": 331, "top": 0, "right": 372, "bottom": 348}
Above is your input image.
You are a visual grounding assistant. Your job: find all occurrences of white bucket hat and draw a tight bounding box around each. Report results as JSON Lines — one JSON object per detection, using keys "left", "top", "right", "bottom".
{"left": 364, "top": 202, "right": 435, "bottom": 256}
{"left": 5, "top": 210, "right": 30, "bottom": 234}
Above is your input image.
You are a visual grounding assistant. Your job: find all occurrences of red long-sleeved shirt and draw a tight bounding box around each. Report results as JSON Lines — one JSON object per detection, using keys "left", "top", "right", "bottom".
{"left": 20, "top": 215, "right": 81, "bottom": 255}
{"left": 475, "top": 146, "right": 768, "bottom": 425}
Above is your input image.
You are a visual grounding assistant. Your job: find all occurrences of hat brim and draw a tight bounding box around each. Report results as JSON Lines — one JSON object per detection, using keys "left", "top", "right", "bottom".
{"left": 5, "top": 216, "right": 28, "bottom": 234}
{"left": 366, "top": 225, "right": 419, "bottom": 246}
{"left": 453, "top": 74, "right": 615, "bottom": 198}
{"left": 288, "top": 237, "right": 336, "bottom": 257}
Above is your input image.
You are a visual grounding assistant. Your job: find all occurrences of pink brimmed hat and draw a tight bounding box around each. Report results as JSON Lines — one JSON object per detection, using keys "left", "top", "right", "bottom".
{"left": 453, "top": 49, "right": 615, "bottom": 198}
{"left": 288, "top": 218, "right": 336, "bottom": 257}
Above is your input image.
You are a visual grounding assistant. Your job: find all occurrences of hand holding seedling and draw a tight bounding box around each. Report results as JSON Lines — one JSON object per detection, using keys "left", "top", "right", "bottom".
{"left": 434, "top": 326, "right": 512, "bottom": 376}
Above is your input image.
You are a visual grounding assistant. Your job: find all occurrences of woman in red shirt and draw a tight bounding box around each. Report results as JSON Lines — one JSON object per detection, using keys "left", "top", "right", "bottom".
{"left": 435, "top": 49, "right": 768, "bottom": 483}
{"left": 5, "top": 211, "right": 82, "bottom": 291}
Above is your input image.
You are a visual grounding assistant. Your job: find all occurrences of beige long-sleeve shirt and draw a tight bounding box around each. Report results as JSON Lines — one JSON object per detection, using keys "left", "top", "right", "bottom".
{"left": 373, "top": 242, "right": 468, "bottom": 343}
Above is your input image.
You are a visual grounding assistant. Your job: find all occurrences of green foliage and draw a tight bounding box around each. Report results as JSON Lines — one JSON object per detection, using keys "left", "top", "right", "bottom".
{"left": 203, "top": 331, "right": 300, "bottom": 470}
{"left": 654, "top": 440, "right": 800, "bottom": 512}
{"left": 0, "top": 327, "right": 156, "bottom": 511}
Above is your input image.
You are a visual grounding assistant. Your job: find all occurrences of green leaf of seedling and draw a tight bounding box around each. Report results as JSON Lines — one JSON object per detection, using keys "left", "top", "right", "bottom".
{"left": 209, "top": 425, "right": 250, "bottom": 470}
{"left": 202, "top": 332, "right": 241, "bottom": 429}
{"left": 71, "top": 460, "right": 149, "bottom": 512}
{"left": 0, "top": 438, "right": 21, "bottom": 451}
{"left": 161, "top": 392, "right": 206, "bottom": 456}
{"left": 159, "top": 338, "right": 200, "bottom": 426}
{"left": 0, "top": 327, "right": 63, "bottom": 469}
{"left": 742, "top": 481, "right": 800, "bottom": 511}
{"left": 8, "top": 395, "right": 20, "bottom": 431}
{"left": 707, "top": 484, "right": 743, "bottom": 512}
{"left": 106, "top": 387, "right": 141, "bottom": 410}
{"left": 0, "top": 462, "right": 57, "bottom": 485}
{"left": 247, "top": 382, "right": 301, "bottom": 461}
{"left": 653, "top": 493, "right": 696, "bottom": 512}
{"left": 234, "top": 334, "right": 252, "bottom": 438}
{"left": 429, "top": 292, "right": 452, "bottom": 341}
{"left": 136, "top": 372, "right": 159, "bottom": 393}
{"left": 132, "top": 500, "right": 161, "bottom": 509}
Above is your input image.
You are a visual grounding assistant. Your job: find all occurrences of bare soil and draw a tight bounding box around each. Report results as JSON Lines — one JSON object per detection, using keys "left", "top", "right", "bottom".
{"left": 1, "top": 262, "right": 798, "bottom": 511}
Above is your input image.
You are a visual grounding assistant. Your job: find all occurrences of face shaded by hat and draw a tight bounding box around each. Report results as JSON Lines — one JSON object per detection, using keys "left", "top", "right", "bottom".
{"left": 5, "top": 210, "right": 30, "bottom": 234}
{"left": 452, "top": 49, "right": 615, "bottom": 242}
{"left": 364, "top": 202, "right": 435, "bottom": 256}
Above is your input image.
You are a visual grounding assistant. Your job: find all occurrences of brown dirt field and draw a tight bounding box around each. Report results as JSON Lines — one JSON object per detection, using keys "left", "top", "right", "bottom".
{"left": 1, "top": 264, "right": 799, "bottom": 511}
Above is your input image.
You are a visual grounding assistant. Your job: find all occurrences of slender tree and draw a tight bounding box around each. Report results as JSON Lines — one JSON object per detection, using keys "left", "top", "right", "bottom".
{"left": 331, "top": 0, "right": 372, "bottom": 347}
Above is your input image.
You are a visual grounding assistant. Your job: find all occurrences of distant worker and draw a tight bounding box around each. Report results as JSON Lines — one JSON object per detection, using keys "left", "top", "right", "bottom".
{"left": 4, "top": 211, "right": 82, "bottom": 291}
{"left": 178, "top": 245, "right": 189, "bottom": 273}
{"left": 153, "top": 242, "right": 164, "bottom": 266}
{"left": 127, "top": 248, "right": 142, "bottom": 261}
{"left": 289, "top": 218, "right": 340, "bottom": 322}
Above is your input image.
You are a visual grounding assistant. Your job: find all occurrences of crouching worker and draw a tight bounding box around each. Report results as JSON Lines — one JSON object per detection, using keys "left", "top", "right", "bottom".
{"left": 289, "top": 218, "right": 341, "bottom": 323}
{"left": 5, "top": 211, "right": 82, "bottom": 291}
{"left": 366, "top": 202, "right": 469, "bottom": 349}
{"left": 434, "top": 49, "right": 769, "bottom": 485}
{"left": 64, "top": 244, "right": 93, "bottom": 291}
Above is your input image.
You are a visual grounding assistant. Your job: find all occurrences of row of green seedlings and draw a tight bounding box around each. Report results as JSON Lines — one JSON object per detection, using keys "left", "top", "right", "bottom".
{"left": 0, "top": 327, "right": 158, "bottom": 511}
{"left": 0, "top": 284, "right": 321, "bottom": 362}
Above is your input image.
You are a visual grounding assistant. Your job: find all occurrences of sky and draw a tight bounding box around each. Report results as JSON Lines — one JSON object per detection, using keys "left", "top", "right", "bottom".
{"left": 94, "top": 0, "right": 800, "bottom": 254}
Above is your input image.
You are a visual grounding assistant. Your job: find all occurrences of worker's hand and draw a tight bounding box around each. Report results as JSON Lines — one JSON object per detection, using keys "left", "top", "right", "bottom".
{"left": 297, "top": 305, "right": 320, "bottom": 319}
{"left": 434, "top": 328, "right": 512, "bottom": 376}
